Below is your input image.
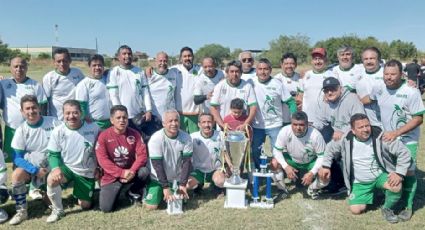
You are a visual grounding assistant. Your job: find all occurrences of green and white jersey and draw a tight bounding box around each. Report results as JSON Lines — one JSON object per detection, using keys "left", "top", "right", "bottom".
{"left": 12, "top": 116, "right": 62, "bottom": 155}
{"left": 193, "top": 70, "right": 224, "bottom": 113}
{"left": 47, "top": 122, "right": 100, "bottom": 178}
{"left": 251, "top": 77, "right": 292, "bottom": 129}
{"left": 42, "top": 68, "right": 85, "bottom": 120}
{"left": 274, "top": 72, "right": 301, "bottom": 124}
{"left": 352, "top": 137, "right": 382, "bottom": 183}
{"left": 191, "top": 130, "right": 223, "bottom": 173}
{"left": 148, "top": 69, "right": 178, "bottom": 121}
{"left": 332, "top": 64, "right": 364, "bottom": 92}
{"left": 273, "top": 126, "right": 325, "bottom": 174}
{"left": 241, "top": 68, "right": 256, "bottom": 82}
{"left": 300, "top": 69, "right": 335, "bottom": 122}
{"left": 210, "top": 79, "right": 257, "bottom": 119}
{"left": 171, "top": 64, "right": 201, "bottom": 113}
{"left": 75, "top": 76, "right": 111, "bottom": 121}
{"left": 1, "top": 77, "right": 47, "bottom": 129}
{"left": 107, "top": 66, "right": 152, "bottom": 119}
{"left": 371, "top": 82, "right": 425, "bottom": 144}
{"left": 148, "top": 129, "right": 193, "bottom": 182}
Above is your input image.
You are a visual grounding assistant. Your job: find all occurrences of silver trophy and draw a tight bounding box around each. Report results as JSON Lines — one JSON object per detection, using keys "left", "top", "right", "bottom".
{"left": 224, "top": 131, "right": 248, "bottom": 185}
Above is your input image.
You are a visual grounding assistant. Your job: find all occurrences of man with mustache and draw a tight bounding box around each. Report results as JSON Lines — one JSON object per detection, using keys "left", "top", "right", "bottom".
{"left": 331, "top": 45, "right": 363, "bottom": 93}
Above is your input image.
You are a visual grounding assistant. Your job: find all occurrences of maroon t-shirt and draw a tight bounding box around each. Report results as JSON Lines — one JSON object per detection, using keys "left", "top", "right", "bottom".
{"left": 96, "top": 127, "right": 148, "bottom": 186}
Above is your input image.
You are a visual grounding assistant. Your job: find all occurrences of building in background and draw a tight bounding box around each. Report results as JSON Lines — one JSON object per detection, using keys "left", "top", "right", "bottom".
{"left": 12, "top": 46, "right": 97, "bottom": 61}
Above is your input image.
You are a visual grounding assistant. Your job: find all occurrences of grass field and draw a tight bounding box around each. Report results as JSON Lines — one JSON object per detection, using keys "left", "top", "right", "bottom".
{"left": 0, "top": 61, "right": 424, "bottom": 229}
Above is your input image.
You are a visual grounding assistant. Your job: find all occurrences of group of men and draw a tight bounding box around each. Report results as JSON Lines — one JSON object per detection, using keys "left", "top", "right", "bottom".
{"left": 0, "top": 43, "right": 422, "bottom": 225}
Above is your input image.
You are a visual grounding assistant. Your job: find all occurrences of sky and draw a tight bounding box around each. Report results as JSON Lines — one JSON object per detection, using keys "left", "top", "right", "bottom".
{"left": 0, "top": 0, "right": 424, "bottom": 57}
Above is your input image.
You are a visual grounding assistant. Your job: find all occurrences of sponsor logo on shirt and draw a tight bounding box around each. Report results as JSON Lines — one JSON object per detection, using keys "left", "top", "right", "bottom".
{"left": 126, "top": 136, "right": 136, "bottom": 145}
{"left": 396, "top": 94, "right": 408, "bottom": 99}
{"left": 114, "top": 146, "right": 129, "bottom": 158}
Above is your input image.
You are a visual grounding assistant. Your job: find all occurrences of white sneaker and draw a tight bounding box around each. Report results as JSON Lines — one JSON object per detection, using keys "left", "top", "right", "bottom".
{"left": 29, "top": 189, "right": 43, "bottom": 200}
{"left": 0, "top": 209, "right": 8, "bottom": 224}
{"left": 9, "top": 209, "right": 27, "bottom": 225}
{"left": 46, "top": 209, "right": 65, "bottom": 223}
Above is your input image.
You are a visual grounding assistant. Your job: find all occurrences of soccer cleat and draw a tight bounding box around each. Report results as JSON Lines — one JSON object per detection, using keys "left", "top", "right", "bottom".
{"left": 307, "top": 187, "right": 320, "bottom": 200}
{"left": 126, "top": 190, "right": 142, "bottom": 206}
{"left": 381, "top": 207, "right": 398, "bottom": 224}
{"left": 29, "top": 189, "right": 43, "bottom": 200}
{"left": 0, "top": 208, "right": 8, "bottom": 224}
{"left": 46, "top": 209, "right": 65, "bottom": 223}
{"left": 398, "top": 208, "right": 413, "bottom": 222}
{"left": 9, "top": 209, "right": 28, "bottom": 225}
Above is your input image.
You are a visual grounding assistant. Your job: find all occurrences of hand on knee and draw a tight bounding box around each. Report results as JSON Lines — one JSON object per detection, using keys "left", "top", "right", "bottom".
{"left": 350, "top": 205, "right": 366, "bottom": 215}
{"left": 384, "top": 182, "right": 402, "bottom": 193}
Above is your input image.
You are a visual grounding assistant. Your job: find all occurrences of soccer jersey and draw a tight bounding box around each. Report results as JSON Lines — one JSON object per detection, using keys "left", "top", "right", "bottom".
{"left": 352, "top": 137, "right": 382, "bottom": 183}
{"left": 371, "top": 82, "right": 425, "bottom": 144}
{"left": 241, "top": 68, "right": 256, "bottom": 82}
{"left": 273, "top": 126, "right": 325, "bottom": 174}
{"left": 107, "top": 66, "right": 152, "bottom": 119}
{"left": 273, "top": 72, "right": 302, "bottom": 96}
{"left": 75, "top": 76, "right": 111, "bottom": 121}
{"left": 210, "top": 79, "right": 257, "bottom": 119}
{"left": 251, "top": 77, "right": 292, "bottom": 129}
{"left": 191, "top": 130, "right": 223, "bottom": 173}
{"left": 332, "top": 64, "right": 364, "bottom": 91}
{"left": 148, "top": 129, "right": 193, "bottom": 182}
{"left": 300, "top": 69, "right": 335, "bottom": 122}
{"left": 148, "top": 69, "right": 178, "bottom": 121}
{"left": 193, "top": 70, "right": 224, "bottom": 113}
{"left": 1, "top": 77, "right": 47, "bottom": 129}
{"left": 171, "top": 64, "right": 201, "bottom": 113}
{"left": 43, "top": 68, "right": 85, "bottom": 120}
{"left": 47, "top": 122, "right": 100, "bottom": 178}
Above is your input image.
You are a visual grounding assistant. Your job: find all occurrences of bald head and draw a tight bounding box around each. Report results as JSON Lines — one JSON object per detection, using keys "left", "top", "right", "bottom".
{"left": 10, "top": 57, "right": 28, "bottom": 82}
{"left": 202, "top": 57, "right": 217, "bottom": 77}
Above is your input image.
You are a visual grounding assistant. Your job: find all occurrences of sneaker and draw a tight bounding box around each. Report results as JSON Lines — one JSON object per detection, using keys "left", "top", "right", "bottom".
{"left": 9, "top": 209, "right": 27, "bottom": 225}
{"left": 126, "top": 190, "right": 142, "bottom": 206}
{"left": 307, "top": 187, "right": 320, "bottom": 200}
{"left": 46, "top": 209, "right": 65, "bottom": 223}
{"left": 29, "top": 189, "right": 43, "bottom": 200}
{"left": 381, "top": 207, "right": 398, "bottom": 224}
{"left": 320, "top": 185, "right": 348, "bottom": 196}
{"left": 0, "top": 209, "right": 8, "bottom": 224}
{"left": 398, "top": 208, "right": 413, "bottom": 222}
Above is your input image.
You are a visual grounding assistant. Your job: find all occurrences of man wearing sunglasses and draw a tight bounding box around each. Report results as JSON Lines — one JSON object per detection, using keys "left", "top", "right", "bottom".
{"left": 239, "top": 51, "right": 256, "bottom": 81}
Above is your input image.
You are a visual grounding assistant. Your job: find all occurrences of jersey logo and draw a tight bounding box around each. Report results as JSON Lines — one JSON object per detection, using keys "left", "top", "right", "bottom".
{"left": 391, "top": 104, "right": 408, "bottom": 131}
{"left": 126, "top": 136, "right": 136, "bottom": 145}
{"left": 264, "top": 95, "right": 277, "bottom": 115}
{"left": 114, "top": 146, "right": 129, "bottom": 158}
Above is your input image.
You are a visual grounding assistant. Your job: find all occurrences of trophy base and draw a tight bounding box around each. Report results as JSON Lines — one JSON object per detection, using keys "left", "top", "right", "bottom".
{"left": 223, "top": 180, "right": 248, "bottom": 209}
{"left": 250, "top": 200, "right": 274, "bottom": 209}
{"left": 166, "top": 196, "right": 183, "bottom": 215}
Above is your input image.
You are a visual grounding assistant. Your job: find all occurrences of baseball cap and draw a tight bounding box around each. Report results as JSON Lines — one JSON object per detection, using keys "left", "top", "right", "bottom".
{"left": 322, "top": 77, "right": 340, "bottom": 89}
{"left": 311, "top": 48, "right": 326, "bottom": 57}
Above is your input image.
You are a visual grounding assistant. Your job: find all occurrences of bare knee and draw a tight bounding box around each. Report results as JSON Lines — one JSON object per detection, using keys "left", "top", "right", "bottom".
{"left": 79, "top": 200, "right": 92, "bottom": 210}
{"left": 11, "top": 168, "right": 30, "bottom": 184}
{"left": 350, "top": 205, "right": 366, "bottom": 215}
{"left": 212, "top": 171, "right": 225, "bottom": 188}
{"left": 145, "top": 204, "right": 158, "bottom": 210}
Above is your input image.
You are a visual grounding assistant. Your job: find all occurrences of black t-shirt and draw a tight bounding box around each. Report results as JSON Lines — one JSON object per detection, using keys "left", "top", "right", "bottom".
{"left": 404, "top": 63, "right": 421, "bottom": 80}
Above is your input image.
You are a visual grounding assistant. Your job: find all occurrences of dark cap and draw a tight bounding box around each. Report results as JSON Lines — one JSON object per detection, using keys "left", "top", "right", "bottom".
{"left": 323, "top": 77, "right": 340, "bottom": 89}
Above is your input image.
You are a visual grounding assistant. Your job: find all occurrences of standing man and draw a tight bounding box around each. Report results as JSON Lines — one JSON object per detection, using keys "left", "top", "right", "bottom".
{"left": 331, "top": 45, "right": 363, "bottom": 92}
{"left": 75, "top": 54, "right": 111, "bottom": 130}
{"left": 239, "top": 51, "right": 256, "bottom": 81}
{"left": 404, "top": 59, "right": 421, "bottom": 88}
{"left": 45, "top": 100, "right": 100, "bottom": 223}
{"left": 43, "top": 48, "right": 85, "bottom": 120}
{"left": 1, "top": 57, "right": 47, "bottom": 160}
{"left": 107, "top": 45, "right": 155, "bottom": 142}
{"left": 96, "top": 105, "right": 149, "bottom": 212}
{"left": 8, "top": 95, "right": 61, "bottom": 225}
{"left": 251, "top": 58, "right": 296, "bottom": 169}
{"left": 171, "top": 47, "right": 201, "bottom": 133}
{"left": 193, "top": 57, "right": 224, "bottom": 113}
{"left": 144, "top": 110, "right": 192, "bottom": 210}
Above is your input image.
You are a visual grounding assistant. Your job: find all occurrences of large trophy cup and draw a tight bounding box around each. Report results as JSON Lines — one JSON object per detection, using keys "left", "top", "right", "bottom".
{"left": 223, "top": 131, "right": 248, "bottom": 208}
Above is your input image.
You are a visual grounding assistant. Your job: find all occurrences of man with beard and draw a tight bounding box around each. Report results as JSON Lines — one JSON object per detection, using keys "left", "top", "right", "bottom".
{"left": 331, "top": 45, "right": 363, "bottom": 93}
{"left": 239, "top": 51, "right": 256, "bottom": 81}
{"left": 193, "top": 57, "right": 224, "bottom": 113}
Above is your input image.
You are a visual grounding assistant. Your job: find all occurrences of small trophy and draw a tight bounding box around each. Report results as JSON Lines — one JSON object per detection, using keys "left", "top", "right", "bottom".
{"left": 250, "top": 146, "right": 273, "bottom": 208}
{"left": 166, "top": 180, "right": 183, "bottom": 215}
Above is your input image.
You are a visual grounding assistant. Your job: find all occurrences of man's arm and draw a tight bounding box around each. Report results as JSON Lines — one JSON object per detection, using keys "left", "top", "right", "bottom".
{"left": 210, "top": 105, "right": 224, "bottom": 128}
{"left": 244, "top": 105, "right": 257, "bottom": 126}
{"left": 383, "top": 115, "right": 423, "bottom": 142}
{"left": 151, "top": 159, "right": 169, "bottom": 188}
{"left": 12, "top": 149, "right": 39, "bottom": 175}
{"left": 129, "top": 134, "right": 148, "bottom": 174}
{"left": 384, "top": 139, "right": 412, "bottom": 176}
{"left": 321, "top": 139, "right": 343, "bottom": 168}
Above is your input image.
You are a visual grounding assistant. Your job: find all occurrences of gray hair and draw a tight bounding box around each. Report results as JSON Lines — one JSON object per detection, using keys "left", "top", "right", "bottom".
{"left": 337, "top": 45, "right": 353, "bottom": 56}
{"left": 238, "top": 51, "right": 253, "bottom": 61}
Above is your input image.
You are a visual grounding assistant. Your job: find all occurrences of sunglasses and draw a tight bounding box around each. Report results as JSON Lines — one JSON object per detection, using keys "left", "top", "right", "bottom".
{"left": 241, "top": 58, "right": 253, "bottom": 63}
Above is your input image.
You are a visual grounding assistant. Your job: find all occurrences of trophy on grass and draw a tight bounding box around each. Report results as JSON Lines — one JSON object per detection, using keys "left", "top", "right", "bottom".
{"left": 166, "top": 180, "right": 183, "bottom": 215}
{"left": 223, "top": 131, "right": 249, "bottom": 208}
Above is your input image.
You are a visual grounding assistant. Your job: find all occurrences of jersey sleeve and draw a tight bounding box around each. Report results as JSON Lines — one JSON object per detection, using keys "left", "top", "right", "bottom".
{"left": 106, "top": 70, "right": 121, "bottom": 105}
{"left": 42, "top": 73, "right": 52, "bottom": 99}
{"left": 141, "top": 73, "right": 152, "bottom": 112}
{"left": 147, "top": 133, "right": 164, "bottom": 160}
{"left": 246, "top": 84, "right": 257, "bottom": 107}
{"left": 35, "top": 82, "right": 48, "bottom": 104}
{"left": 47, "top": 127, "right": 63, "bottom": 169}
{"left": 182, "top": 135, "right": 193, "bottom": 158}
{"left": 310, "top": 130, "right": 326, "bottom": 175}
{"left": 193, "top": 78, "right": 204, "bottom": 96}
{"left": 356, "top": 77, "right": 372, "bottom": 99}
{"left": 209, "top": 83, "right": 221, "bottom": 106}
{"left": 130, "top": 132, "right": 148, "bottom": 173}
{"left": 408, "top": 90, "right": 425, "bottom": 116}
{"left": 11, "top": 126, "right": 26, "bottom": 151}
{"left": 272, "top": 129, "right": 288, "bottom": 169}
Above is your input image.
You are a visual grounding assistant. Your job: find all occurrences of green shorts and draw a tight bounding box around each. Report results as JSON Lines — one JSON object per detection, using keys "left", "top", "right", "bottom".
{"left": 144, "top": 180, "right": 174, "bottom": 206}
{"left": 406, "top": 143, "right": 418, "bottom": 161}
{"left": 348, "top": 173, "right": 388, "bottom": 205}
{"left": 190, "top": 169, "right": 214, "bottom": 186}
{"left": 180, "top": 115, "right": 199, "bottom": 134}
{"left": 283, "top": 154, "right": 316, "bottom": 172}
{"left": 60, "top": 165, "right": 95, "bottom": 202}
{"left": 3, "top": 126, "right": 15, "bottom": 162}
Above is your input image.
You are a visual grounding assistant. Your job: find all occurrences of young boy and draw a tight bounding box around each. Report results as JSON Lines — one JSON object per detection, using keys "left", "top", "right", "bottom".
{"left": 223, "top": 98, "right": 250, "bottom": 135}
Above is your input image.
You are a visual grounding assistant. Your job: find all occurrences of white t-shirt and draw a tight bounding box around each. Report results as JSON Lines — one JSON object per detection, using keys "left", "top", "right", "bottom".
{"left": 251, "top": 77, "right": 292, "bottom": 129}
{"left": 47, "top": 122, "right": 100, "bottom": 178}
{"left": 148, "top": 129, "right": 193, "bottom": 182}
{"left": 191, "top": 130, "right": 223, "bottom": 173}
{"left": 1, "top": 78, "right": 47, "bottom": 129}
{"left": 171, "top": 64, "right": 201, "bottom": 113}
{"left": 241, "top": 68, "right": 256, "bottom": 82}
{"left": 75, "top": 76, "right": 111, "bottom": 121}
{"left": 43, "top": 68, "right": 85, "bottom": 120}
{"left": 273, "top": 72, "right": 302, "bottom": 96}
{"left": 332, "top": 64, "right": 364, "bottom": 91}
{"left": 193, "top": 70, "right": 225, "bottom": 113}
{"left": 210, "top": 79, "right": 257, "bottom": 119}
{"left": 352, "top": 137, "right": 382, "bottom": 183}
{"left": 148, "top": 69, "right": 178, "bottom": 121}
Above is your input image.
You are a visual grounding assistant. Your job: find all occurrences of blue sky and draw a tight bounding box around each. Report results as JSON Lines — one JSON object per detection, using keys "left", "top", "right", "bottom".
{"left": 0, "top": 0, "right": 423, "bottom": 57}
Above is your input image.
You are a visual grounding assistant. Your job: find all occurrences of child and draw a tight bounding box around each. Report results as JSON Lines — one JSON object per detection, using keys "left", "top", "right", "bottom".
{"left": 223, "top": 98, "right": 249, "bottom": 133}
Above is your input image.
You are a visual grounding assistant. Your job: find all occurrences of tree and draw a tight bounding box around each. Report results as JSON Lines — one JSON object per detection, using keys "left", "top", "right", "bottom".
{"left": 38, "top": 52, "right": 51, "bottom": 59}
{"left": 389, "top": 40, "right": 417, "bottom": 60}
{"left": 195, "top": 43, "right": 230, "bottom": 66}
{"left": 229, "top": 48, "right": 243, "bottom": 60}
{"left": 0, "top": 39, "right": 30, "bottom": 63}
{"left": 262, "top": 34, "right": 310, "bottom": 67}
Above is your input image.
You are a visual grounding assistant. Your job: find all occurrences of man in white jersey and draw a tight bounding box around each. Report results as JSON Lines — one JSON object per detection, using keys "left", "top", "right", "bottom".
{"left": 1, "top": 57, "right": 47, "bottom": 160}
{"left": 273, "top": 53, "right": 302, "bottom": 125}
{"left": 366, "top": 60, "right": 424, "bottom": 221}
{"left": 8, "top": 95, "right": 61, "bottom": 225}
{"left": 331, "top": 45, "right": 363, "bottom": 92}
{"left": 144, "top": 110, "right": 192, "bottom": 210}
{"left": 107, "top": 45, "right": 155, "bottom": 142}
{"left": 319, "top": 114, "right": 411, "bottom": 223}
{"left": 239, "top": 51, "right": 256, "bottom": 81}
{"left": 148, "top": 52, "right": 178, "bottom": 121}
{"left": 42, "top": 48, "right": 85, "bottom": 120}
{"left": 186, "top": 113, "right": 226, "bottom": 195}
{"left": 75, "top": 54, "right": 111, "bottom": 129}
{"left": 251, "top": 58, "right": 296, "bottom": 169}
{"left": 272, "top": 111, "right": 328, "bottom": 199}
{"left": 45, "top": 100, "right": 100, "bottom": 223}
{"left": 209, "top": 60, "right": 257, "bottom": 130}
{"left": 356, "top": 47, "right": 384, "bottom": 127}
{"left": 193, "top": 57, "right": 224, "bottom": 113}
